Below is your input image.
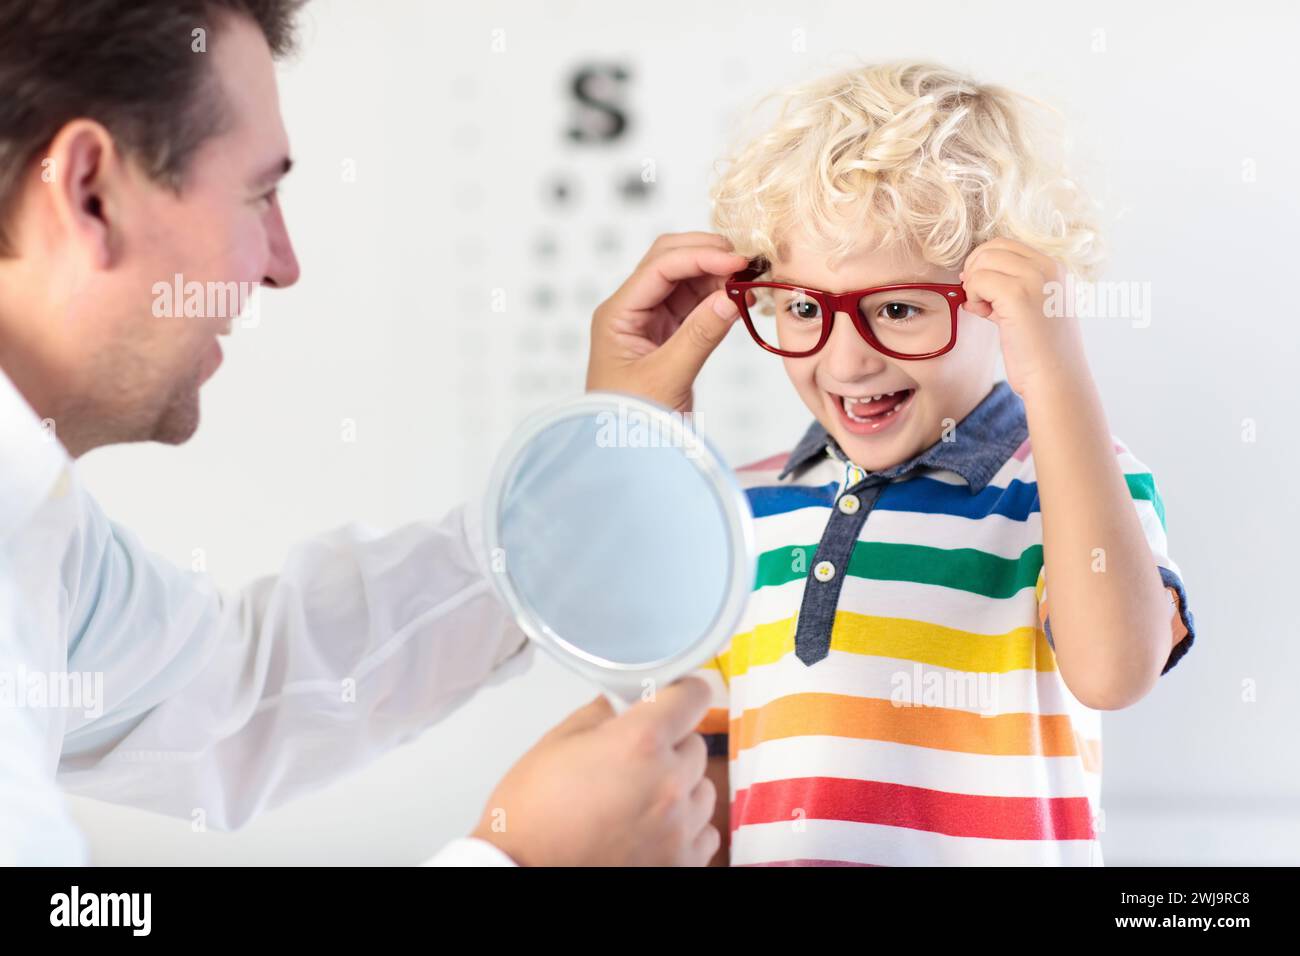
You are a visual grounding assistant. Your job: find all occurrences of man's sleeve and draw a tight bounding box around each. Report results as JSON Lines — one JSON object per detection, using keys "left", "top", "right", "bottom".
{"left": 1, "top": 567, "right": 87, "bottom": 865}
{"left": 1036, "top": 442, "right": 1194, "bottom": 674}
{"left": 56, "top": 484, "right": 528, "bottom": 830}
{"left": 423, "top": 837, "right": 517, "bottom": 867}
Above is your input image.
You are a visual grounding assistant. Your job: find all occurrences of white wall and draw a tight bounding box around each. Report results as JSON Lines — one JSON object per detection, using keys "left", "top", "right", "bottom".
{"left": 68, "top": 0, "right": 1300, "bottom": 864}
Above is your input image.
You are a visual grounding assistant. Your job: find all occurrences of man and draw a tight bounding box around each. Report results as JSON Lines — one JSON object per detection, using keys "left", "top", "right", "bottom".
{"left": 0, "top": 0, "right": 744, "bottom": 866}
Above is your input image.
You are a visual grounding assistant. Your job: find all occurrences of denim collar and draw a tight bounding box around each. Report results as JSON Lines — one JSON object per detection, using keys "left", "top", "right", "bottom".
{"left": 776, "top": 380, "right": 1028, "bottom": 494}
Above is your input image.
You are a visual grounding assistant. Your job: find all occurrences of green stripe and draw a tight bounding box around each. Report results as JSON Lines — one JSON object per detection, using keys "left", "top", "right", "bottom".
{"left": 756, "top": 542, "right": 1044, "bottom": 599}
{"left": 1125, "top": 473, "right": 1165, "bottom": 529}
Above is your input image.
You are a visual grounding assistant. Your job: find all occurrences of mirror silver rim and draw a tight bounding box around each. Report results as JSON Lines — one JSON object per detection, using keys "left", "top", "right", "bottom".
{"left": 482, "top": 391, "right": 756, "bottom": 700}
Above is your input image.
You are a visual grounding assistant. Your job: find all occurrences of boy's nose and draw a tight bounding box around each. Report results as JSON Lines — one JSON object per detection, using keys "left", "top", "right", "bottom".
{"left": 820, "top": 310, "right": 888, "bottom": 381}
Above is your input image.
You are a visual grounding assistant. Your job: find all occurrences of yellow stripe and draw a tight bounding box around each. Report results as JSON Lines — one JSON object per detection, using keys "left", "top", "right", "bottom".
{"left": 719, "top": 611, "right": 1056, "bottom": 680}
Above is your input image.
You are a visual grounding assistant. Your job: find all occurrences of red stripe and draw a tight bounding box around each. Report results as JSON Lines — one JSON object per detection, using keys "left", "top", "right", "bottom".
{"left": 741, "top": 859, "right": 881, "bottom": 867}
{"left": 732, "top": 777, "right": 1096, "bottom": 842}
{"left": 737, "top": 451, "right": 790, "bottom": 473}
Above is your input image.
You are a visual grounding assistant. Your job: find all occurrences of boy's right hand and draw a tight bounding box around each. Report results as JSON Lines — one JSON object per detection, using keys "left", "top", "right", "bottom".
{"left": 470, "top": 677, "right": 720, "bottom": 866}
{"left": 586, "top": 232, "right": 749, "bottom": 413}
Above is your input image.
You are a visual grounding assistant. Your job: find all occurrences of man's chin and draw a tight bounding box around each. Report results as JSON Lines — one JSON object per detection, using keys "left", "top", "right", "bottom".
{"left": 150, "top": 391, "right": 201, "bottom": 445}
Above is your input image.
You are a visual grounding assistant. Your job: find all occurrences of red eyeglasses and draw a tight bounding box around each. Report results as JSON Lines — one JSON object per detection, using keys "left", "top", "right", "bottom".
{"left": 725, "top": 259, "right": 966, "bottom": 359}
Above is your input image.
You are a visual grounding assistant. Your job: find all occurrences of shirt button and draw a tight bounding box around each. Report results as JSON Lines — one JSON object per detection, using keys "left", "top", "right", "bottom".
{"left": 813, "top": 560, "right": 836, "bottom": 582}
{"left": 838, "top": 493, "right": 860, "bottom": 515}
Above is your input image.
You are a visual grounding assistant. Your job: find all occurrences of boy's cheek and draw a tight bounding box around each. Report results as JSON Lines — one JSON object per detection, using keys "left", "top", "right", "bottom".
{"left": 783, "top": 361, "right": 829, "bottom": 424}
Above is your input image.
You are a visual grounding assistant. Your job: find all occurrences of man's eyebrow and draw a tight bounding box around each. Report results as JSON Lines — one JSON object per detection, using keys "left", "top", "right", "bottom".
{"left": 251, "top": 156, "right": 293, "bottom": 187}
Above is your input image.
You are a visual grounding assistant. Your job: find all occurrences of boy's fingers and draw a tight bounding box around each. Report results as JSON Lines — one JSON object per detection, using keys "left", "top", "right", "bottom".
{"left": 960, "top": 271, "right": 988, "bottom": 317}
{"left": 966, "top": 237, "right": 1048, "bottom": 276}
{"left": 653, "top": 289, "right": 740, "bottom": 383}
{"left": 965, "top": 249, "right": 1033, "bottom": 281}
{"left": 637, "top": 232, "right": 735, "bottom": 267}
{"left": 662, "top": 273, "right": 729, "bottom": 328}
{"left": 614, "top": 246, "right": 748, "bottom": 314}
{"left": 961, "top": 276, "right": 990, "bottom": 316}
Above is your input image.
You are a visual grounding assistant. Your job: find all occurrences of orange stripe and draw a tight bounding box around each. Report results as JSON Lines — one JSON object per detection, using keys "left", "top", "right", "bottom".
{"left": 695, "top": 707, "right": 730, "bottom": 736}
{"left": 728, "top": 692, "right": 1085, "bottom": 759}
{"left": 1075, "top": 733, "right": 1102, "bottom": 773}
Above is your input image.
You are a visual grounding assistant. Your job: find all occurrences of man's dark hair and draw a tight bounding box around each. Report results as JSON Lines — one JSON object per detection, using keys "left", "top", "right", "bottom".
{"left": 0, "top": 0, "right": 305, "bottom": 255}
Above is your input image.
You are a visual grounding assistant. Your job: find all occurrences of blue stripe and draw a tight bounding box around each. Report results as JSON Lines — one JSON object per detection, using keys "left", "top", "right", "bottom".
{"left": 745, "top": 482, "right": 838, "bottom": 518}
{"left": 876, "top": 477, "right": 1041, "bottom": 521}
{"left": 744, "top": 476, "right": 1043, "bottom": 522}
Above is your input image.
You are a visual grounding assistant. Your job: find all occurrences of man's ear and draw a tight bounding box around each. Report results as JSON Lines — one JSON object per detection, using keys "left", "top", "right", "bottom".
{"left": 42, "top": 119, "right": 122, "bottom": 270}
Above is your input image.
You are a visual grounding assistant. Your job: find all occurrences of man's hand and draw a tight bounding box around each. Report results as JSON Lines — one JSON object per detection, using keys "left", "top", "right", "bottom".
{"left": 587, "top": 232, "right": 749, "bottom": 412}
{"left": 469, "top": 677, "right": 719, "bottom": 866}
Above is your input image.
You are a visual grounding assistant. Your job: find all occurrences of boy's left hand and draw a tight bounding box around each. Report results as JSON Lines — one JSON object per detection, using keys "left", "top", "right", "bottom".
{"left": 960, "top": 238, "right": 1088, "bottom": 401}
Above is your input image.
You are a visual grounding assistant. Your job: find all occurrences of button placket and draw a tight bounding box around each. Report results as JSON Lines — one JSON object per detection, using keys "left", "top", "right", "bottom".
{"left": 792, "top": 477, "right": 886, "bottom": 666}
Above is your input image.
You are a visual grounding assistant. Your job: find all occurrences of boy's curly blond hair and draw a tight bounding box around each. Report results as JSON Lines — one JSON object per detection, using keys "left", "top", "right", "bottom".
{"left": 710, "top": 61, "right": 1104, "bottom": 280}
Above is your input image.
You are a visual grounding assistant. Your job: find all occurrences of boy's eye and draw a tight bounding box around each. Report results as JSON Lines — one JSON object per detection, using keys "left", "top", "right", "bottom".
{"left": 879, "top": 301, "right": 920, "bottom": 323}
{"left": 784, "top": 297, "right": 821, "bottom": 321}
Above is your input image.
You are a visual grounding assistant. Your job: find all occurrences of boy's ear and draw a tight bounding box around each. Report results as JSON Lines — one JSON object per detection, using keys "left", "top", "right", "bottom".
{"left": 41, "top": 119, "right": 123, "bottom": 270}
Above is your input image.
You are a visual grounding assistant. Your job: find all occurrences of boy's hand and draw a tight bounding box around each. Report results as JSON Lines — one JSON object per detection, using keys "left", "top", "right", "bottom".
{"left": 587, "top": 232, "right": 748, "bottom": 413}
{"left": 960, "top": 238, "right": 1089, "bottom": 401}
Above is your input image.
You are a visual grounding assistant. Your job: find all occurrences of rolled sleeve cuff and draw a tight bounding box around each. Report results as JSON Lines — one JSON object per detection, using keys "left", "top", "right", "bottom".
{"left": 422, "top": 837, "right": 517, "bottom": 867}
{"left": 1159, "top": 566, "right": 1195, "bottom": 675}
{"left": 1040, "top": 565, "right": 1195, "bottom": 675}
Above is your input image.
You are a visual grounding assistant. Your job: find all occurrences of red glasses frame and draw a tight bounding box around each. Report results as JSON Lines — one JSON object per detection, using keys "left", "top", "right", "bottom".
{"left": 724, "top": 259, "right": 967, "bottom": 360}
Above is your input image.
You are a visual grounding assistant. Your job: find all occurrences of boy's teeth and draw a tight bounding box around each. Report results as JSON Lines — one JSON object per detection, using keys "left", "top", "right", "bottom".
{"left": 840, "top": 389, "right": 909, "bottom": 423}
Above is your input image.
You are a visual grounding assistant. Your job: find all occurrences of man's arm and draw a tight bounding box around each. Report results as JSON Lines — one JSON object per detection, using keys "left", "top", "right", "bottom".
{"left": 1, "top": 568, "right": 86, "bottom": 864}
{"left": 55, "top": 481, "right": 527, "bottom": 829}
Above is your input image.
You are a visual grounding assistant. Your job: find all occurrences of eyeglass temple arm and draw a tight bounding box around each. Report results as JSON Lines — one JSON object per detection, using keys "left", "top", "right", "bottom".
{"left": 729, "top": 258, "right": 770, "bottom": 283}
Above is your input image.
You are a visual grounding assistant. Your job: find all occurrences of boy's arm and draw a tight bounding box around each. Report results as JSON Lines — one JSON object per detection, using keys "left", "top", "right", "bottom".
{"left": 962, "top": 239, "right": 1183, "bottom": 710}
{"left": 1023, "top": 370, "right": 1176, "bottom": 709}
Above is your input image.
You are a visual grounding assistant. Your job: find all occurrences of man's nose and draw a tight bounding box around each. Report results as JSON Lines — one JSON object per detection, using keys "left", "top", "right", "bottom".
{"left": 821, "top": 310, "right": 886, "bottom": 380}
{"left": 262, "top": 202, "right": 301, "bottom": 290}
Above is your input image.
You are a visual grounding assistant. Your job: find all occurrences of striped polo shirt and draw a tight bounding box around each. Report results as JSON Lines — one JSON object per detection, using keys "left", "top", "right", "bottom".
{"left": 696, "top": 380, "right": 1194, "bottom": 866}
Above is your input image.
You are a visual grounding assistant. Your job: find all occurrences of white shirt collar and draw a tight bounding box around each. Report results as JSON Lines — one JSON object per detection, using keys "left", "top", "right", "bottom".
{"left": 0, "top": 364, "right": 69, "bottom": 540}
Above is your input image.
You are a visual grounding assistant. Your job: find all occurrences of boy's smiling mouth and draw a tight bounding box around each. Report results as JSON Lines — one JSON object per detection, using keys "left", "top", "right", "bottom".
{"left": 827, "top": 387, "right": 916, "bottom": 436}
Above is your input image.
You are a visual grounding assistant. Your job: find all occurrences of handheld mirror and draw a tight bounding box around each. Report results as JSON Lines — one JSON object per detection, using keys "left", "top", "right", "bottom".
{"left": 483, "top": 392, "right": 756, "bottom": 705}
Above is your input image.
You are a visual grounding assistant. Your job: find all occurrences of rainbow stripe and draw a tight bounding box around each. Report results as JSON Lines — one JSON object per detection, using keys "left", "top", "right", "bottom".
{"left": 694, "top": 414, "right": 1191, "bottom": 867}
